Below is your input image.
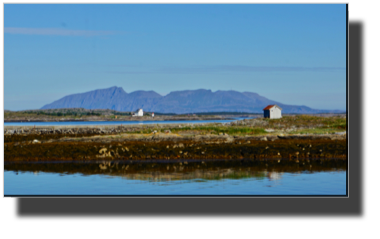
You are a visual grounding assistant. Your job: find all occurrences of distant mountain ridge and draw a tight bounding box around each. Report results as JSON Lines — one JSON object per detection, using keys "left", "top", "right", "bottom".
{"left": 41, "top": 86, "right": 344, "bottom": 114}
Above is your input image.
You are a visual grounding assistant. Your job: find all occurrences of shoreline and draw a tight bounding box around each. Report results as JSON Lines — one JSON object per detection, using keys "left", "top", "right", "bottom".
{"left": 4, "top": 116, "right": 238, "bottom": 123}
{"left": 5, "top": 135, "right": 346, "bottom": 162}
{"left": 4, "top": 116, "right": 347, "bottom": 163}
{"left": 4, "top": 124, "right": 346, "bottom": 144}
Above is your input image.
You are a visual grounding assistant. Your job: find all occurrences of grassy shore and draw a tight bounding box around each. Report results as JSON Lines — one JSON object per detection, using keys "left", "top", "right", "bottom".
{"left": 112, "top": 114, "right": 347, "bottom": 136}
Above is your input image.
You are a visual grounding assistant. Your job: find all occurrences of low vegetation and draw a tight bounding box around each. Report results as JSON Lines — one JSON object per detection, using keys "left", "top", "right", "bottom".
{"left": 4, "top": 108, "right": 133, "bottom": 119}
{"left": 264, "top": 114, "right": 346, "bottom": 130}
{"left": 129, "top": 115, "right": 346, "bottom": 136}
{"left": 170, "top": 126, "right": 267, "bottom": 135}
{"left": 227, "top": 115, "right": 346, "bottom": 134}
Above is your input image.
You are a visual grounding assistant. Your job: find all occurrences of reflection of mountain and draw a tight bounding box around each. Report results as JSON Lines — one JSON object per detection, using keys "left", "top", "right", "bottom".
{"left": 5, "top": 159, "right": 346, "bottom": 182}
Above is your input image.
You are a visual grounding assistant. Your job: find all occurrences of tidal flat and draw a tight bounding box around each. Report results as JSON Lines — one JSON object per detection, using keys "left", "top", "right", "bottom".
{"left": 4, "top": 115, "right": 346, "bottom": 162}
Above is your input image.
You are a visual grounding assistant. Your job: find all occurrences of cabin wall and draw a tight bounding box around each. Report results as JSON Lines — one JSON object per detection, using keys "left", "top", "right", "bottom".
{"left": 270, "top": 107, "right": 282, "bottom": 119}
{"left": 264, "top": 110, "right": 270, "bottom": 118}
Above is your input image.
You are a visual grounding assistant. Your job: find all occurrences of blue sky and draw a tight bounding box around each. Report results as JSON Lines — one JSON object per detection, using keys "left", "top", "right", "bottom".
{"left": 4, "top": 4, "right": 347, "bottom": 111}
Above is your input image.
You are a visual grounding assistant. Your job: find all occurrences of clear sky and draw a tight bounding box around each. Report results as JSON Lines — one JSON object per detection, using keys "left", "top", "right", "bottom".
{"left": 4, "top": 4, "right": 347, "bottom": 111}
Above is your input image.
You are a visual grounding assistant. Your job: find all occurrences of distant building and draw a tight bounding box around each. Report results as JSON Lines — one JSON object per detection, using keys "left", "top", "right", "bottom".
{"left": 132, "top": 108, "right": 144, "bottom": 117}
{"left": 152, "top": 112, "right": 155, "bottom": 118}
{"left": 263, "top": 105, "right": 282, "bottom": 119}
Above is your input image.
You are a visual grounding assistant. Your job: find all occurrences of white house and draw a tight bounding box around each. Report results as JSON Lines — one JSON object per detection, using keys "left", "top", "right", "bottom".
{"left": 152, "top": 112, "right": 155, "bottom": 118}
{"left": 132, "top": 108, "right": 144, "bottom": 117}
{"left": 263, "top": 105, "right": 282, "bottom": 119}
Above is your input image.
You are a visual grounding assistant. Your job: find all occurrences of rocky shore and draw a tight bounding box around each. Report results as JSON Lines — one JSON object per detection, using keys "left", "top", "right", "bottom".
{"left": 4, "top": 124, "right": 346, "bottom": 143}
{"left": 4, "top": 128, "right": 346, "bottom": 163}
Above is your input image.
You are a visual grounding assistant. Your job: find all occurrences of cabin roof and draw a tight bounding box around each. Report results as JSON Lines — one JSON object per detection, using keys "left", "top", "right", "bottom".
{"left": 263, "top": 105, "right": 275, "bottom": 110}
{"left": 263, "top": 104, "right": 282, "bottom": 110}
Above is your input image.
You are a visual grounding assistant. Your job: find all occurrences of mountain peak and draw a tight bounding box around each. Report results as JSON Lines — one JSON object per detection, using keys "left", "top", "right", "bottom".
{"left": 41, "top": 87, "right": 343, "bottom": 114}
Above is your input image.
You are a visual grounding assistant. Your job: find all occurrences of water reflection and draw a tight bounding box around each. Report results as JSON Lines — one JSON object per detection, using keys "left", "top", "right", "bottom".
{"left": 5, "top": 159, "right": 346, "bottom": 182}
{"left": 267, "top": 172, "right": 283, "bottom": 181}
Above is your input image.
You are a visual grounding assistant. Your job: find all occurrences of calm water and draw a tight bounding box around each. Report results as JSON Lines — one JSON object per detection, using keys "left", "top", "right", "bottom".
{"left": 4, "top": 118, "right": 251, "bottom": 127}
{"left": 4, "top": 160, "right": 347, "bottom": 196}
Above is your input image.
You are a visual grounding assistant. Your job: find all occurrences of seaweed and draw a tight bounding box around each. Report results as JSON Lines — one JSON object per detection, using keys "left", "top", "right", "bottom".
{"left": 4, "top": 138, "right": 347, "bottom": 162}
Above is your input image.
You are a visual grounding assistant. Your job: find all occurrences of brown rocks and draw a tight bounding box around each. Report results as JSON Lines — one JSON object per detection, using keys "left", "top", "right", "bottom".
{"left": 5, "top": 134, "right": 347, "bottom": 162}
{"left": 32, "top": 139, "right": 41, "bottom": 144}
{"left": 99, "top": 148, "right": 107, "bottom": 154}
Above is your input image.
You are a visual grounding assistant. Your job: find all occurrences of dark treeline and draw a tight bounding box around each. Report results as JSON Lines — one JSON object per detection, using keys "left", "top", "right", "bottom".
{"left": 25, "top": 110, "right": 102, "bottom": 117}
{"left": 8, "top": 108, "right": 133, "bottom": 117}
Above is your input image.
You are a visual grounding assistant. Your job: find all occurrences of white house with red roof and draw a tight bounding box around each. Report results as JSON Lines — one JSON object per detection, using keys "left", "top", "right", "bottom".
{"left": 263, "top": 105, "right": 282, "bottom": 119}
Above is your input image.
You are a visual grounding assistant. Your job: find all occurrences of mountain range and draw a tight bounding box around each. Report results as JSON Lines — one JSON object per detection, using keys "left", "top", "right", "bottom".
{"left": 41, "top": 86, "right": 344, "bottom": 114}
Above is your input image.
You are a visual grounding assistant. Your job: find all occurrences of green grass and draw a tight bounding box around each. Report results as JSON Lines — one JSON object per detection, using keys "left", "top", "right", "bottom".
{"left": 288, "top": 128, "right": 345, "bottom": 135}
{"left": 113, "top": 115, "right": 346, "bottom": 136}
{"left": 171, "top": 126, "right": 267, "bottom": 135}
{"left": 262, "top": 115, "right": 346, "bottom": 130}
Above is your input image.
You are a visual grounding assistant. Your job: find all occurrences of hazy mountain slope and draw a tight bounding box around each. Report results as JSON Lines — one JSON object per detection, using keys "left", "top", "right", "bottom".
{"left": 41, "top": 86, "right": 125, "bottom": 110}
{"left": 41, "top": 87, "right": 162, "bottom": 111}
{"left": 151, "top": 90, "right": 272, "bottom": 113}
{"left": 119, "top": 91, "right": 162, "bottom": 112}
{"left": 41, "top": 87, "right": 344, "bottom": 113}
